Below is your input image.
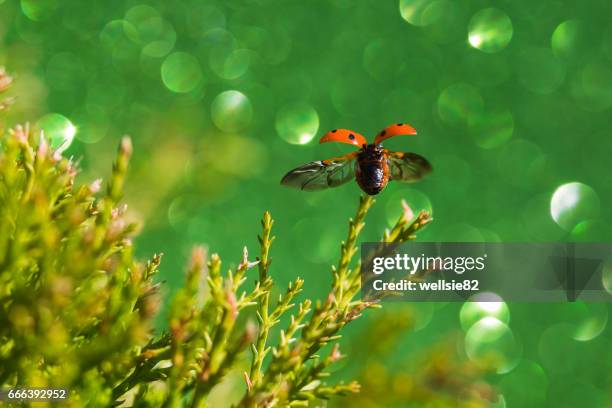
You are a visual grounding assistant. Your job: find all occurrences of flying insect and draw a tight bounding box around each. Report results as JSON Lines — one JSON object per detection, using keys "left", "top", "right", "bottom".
{"left": 281, "top": 123, "right": 432, "bottom": 195}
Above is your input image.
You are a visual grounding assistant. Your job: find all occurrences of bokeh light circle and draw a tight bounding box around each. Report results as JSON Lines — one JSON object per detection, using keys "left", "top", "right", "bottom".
{"left": 161, "top": 52, "right": 203, "bottom": 93}
{"left": 550, "top": 182, "right": 600, "bottom": 231}
{"left": 460, "top": 292, "right": 510, "bottom": 331}
{"left": 468, "top": 109, "right": 514, "bottom": 149}
{"left": 437, "top": 83, "right": 484, "bottom": 126}
{"left": 410, "top": 303, "right": 435, "bottom": 331}
{"left": 468, "top": 8, "right": 513, "bottom": 53}
{"left": 497, "top": 139, "right": 545, "bottom": 188}
{"left": 538, "top": 324, "right": 577, "bottom": 374}
{"left": 551, "top": 20, "right": 588, "bottom": 61}
{"left": 36, "top": 113, "right": 76, "bottom": 154}
{"left": 292, "top": 219, "right": 338, "bottom": 263}
{"left": 399, "top": 0, "right": 437, "bottom": 26}
{"left": 211, "top": 90, "right": 253, "bottom": 132}
{"left": 124, "top": 5, "right": 164, "bottom": 45}
{"left": 72, "top": 121, "right": 107, "bottom": 145}
{"left": 569, "top": 220, "right": 607, "bottom": 242}
{"left": 421, "top": 1, "right": 465, "bottom": 45}
{"left": 122, "top": 4, "right": 177, "bottom": 58}
{"left": 498, "top": 360, "right": 548, "bottom": 407}
{"left": 141, "top": 21, "right": 176, "bottom": 58}
{"left": 100, "top": 20, "right": 129, "bottom": 50}
{"left": 440, "top": 223, "right": 485, "bottom": 242}
{"left": 570, "top": 303, "right": 608, "bottom": 342}
{"left": 465, "top": 317, "right": 522, "bottom": 374}
{"left": 571, "top": 61, "right": 612, "bottom": 112}
{"left": 86, "top": 75, "right": 127, "bottom": 117}
{"left": 168, "top": 195, "right": 201, "bottom": 231}
{"left": 186, "top": 5, "right": 226, "bottom": 38}
{"left": 275, "top": 102, "right": 319, "bottom": 145}
{"left": 232, "top": 24, "right": 291, "bottom": 66}
{"left": 602, "top": 257, "right": 612, "bottom": 295}
{"left": 521, "top": 194, "right": 567, "bottom": 241}
{"left": 201, "top": 27, "right": 236, "bottom": 50}
{"left": 209, "top": 48, "right": 251, "bottom": 80}
{"left": 516, "top": 48, "right": 566, "bottom": 94}
{"left": 21, "top": 0, "right": 57, "bottom": 21}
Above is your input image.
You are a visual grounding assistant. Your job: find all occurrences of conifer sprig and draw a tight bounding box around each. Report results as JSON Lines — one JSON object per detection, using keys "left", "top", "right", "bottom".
{"left": 0, "top": 67, "right": 444, "bottom": 408}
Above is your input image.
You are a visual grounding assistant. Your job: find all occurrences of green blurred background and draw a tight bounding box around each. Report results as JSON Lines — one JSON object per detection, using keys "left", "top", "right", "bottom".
{"left": 1, "top": 0, "right": 612, "bottom": 406}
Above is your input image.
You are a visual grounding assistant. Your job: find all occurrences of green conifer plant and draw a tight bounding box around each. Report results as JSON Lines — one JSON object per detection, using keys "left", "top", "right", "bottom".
{"left": 0, "top": 68, "right": 433, "bottom": 407}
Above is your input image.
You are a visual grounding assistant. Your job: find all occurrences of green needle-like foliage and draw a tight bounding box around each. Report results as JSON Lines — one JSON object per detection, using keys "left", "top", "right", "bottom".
{"left": 0, "top": 69, "right": 433, "bottom": 407}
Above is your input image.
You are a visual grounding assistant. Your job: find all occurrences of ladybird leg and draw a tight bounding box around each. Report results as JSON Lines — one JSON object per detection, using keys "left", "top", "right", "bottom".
{"left": 382, "top": 149, "right": 410, "bottom": 160}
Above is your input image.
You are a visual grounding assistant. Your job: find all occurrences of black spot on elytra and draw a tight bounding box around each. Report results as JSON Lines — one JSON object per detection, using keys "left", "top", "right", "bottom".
{"left": 348, "top": 133, "right": 355, "bottom": 140}
{"left": 396, "top": 123, "right": 403, "bottom": 126}
{"left": 331, "top": 129, "right": 337, "bottom": 133}
{"left": 380, "top": 130, "right": 386, "bottom": 136}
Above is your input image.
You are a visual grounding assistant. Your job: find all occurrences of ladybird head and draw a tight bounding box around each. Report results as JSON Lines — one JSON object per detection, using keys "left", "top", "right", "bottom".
{"left": 319, "top": 129, "right": 367, "bottom": 148}
{"left": 373, "top": 123, "right": 417, "bottom": 145}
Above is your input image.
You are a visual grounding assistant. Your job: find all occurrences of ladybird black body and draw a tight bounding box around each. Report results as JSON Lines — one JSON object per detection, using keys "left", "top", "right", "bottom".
{"left": 356, "top": 144, "right": 389, "bottom": 195}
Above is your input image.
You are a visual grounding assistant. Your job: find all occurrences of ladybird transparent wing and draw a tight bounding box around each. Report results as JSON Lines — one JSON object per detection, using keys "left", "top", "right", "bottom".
{"left": 281, "top": 153, "right": 357, "bottom": 191}
{"left": 386, "top": 151, "right": 432, "bottom": 182}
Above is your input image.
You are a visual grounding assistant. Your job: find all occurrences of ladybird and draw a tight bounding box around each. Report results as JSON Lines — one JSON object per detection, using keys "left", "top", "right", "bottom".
{"left": 281, "top": 123, "right": 432, "bottom": 195}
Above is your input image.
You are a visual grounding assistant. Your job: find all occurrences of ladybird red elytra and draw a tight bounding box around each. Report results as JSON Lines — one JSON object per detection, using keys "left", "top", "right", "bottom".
{"left": 319, "top": 129, "right": 367, "bottom": 147}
